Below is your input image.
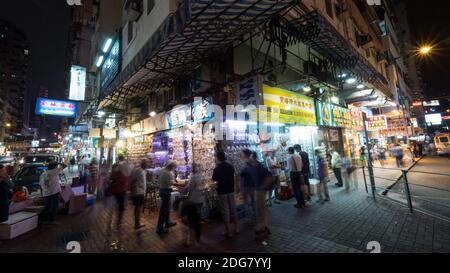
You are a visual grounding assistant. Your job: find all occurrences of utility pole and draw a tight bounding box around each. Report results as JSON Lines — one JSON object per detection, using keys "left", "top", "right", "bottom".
{"left": 363, "top": 112, "right": 376, "bottom": 199}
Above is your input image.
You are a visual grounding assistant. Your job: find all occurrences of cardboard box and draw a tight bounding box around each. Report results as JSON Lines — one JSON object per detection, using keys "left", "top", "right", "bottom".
{"left": 68, "top": 193, "right": 87, "bottom": 215}
{"left": 23, "top": 206, "right": 45, "bottom": 214}
{"left": 0, "top": 212, "right": 38, "bottom": 240}
{"left": 9, "top": 199, "right": 35, "bottom": 214}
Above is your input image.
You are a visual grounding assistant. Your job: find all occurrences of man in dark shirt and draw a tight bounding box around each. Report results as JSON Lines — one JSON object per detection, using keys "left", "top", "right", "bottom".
{"left": 212, "top": 151, "right": 239, "bottom": 237}
{"left": 295, "top": 144, "right": 311, "bottom": 201}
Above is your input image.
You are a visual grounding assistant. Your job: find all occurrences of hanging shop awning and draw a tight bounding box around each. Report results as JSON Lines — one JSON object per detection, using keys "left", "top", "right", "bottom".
{"left": 282, "top": 11, "right": 389, "bottom": 94}
{"left": 100, "top": 0, "right": 296, "bottom": 110}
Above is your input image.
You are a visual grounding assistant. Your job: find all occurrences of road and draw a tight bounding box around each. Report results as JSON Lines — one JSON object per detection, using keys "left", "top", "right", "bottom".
{"left": 386, "top": 156, "right": 450, "bottom": 220}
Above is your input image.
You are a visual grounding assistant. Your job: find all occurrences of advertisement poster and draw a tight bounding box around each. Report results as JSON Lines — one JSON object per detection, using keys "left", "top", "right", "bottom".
{"left": 69, "top": 65, "right": 86, "bottom": 101}
{"left": 367, "top": 115, "right": 388, "bottom": 131}
{"left": 316, "top": 101, "right": 351, "bottom": 128}
{"left": 35, "top": 98, "right": 77, "bottom": 118}
{"left": 262, "top": 85, "right": 316, "bottom": 126}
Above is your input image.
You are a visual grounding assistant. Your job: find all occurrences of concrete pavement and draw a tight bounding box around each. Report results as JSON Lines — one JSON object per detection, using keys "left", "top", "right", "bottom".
{"left": 1, "top": 176, "right": 449, "bottom": 253}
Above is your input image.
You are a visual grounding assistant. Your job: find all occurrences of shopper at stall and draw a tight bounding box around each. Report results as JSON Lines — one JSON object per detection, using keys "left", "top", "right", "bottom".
{"left": 287, "top": 147, "right": 305, "bottom": 209}
{"left": 130, "top": 159, "right": 149, "bottom": 230}
{"left": 156, "top": 160, "right": 178, "bottom": 235}
{"left": 110, "top": 163, "right": 128, "bottom": 228}
{"left": 213, "top": 151, "right": 239, "bottom": 238}
{"left": 87, "top": 158, "right": 98, "bottom": 194}
{"left": 179, "top": 164, "right": 205, "bottom": 246}
{"left": 315, "top": 149, "right": 330, "bottom": 202}
{"left": 39, "top": 161, "right": 67, "bottom": 225}
{"left": 240, "top": 149, "right": 257, "bottom": 218}
{"left": 295, "top": 144, "right": 311, "bottom": 201}
{"left": 331, "top": 149, "right": 344, "bottom": 187}
{"left": 253, "top": 152, "right": 272, "bottom": 239}
{"left": 266, "top": 150, "right": 281, "bottom": 205}
{"left": 0, "top": 164, "right": 14, "bottom": 223}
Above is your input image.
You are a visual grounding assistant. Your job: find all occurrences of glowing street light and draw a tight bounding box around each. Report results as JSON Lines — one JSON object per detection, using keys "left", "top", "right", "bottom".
{"left": 5, "top": 123, "right": 11, "bottom": 128}
{"left": 418, "top": 46, "right": 432, "bottom": 56}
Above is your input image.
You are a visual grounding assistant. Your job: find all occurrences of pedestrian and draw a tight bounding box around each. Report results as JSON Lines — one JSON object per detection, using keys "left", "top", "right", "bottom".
{"left": 212, "top": 151, "right": 239, "bottom": 238}
{"left": 252, "top": 152, "right": 272, "bottom": 240}
{"left": 69, "top": 157, "right": 76, "bottom": 173}
{"left": 287, "top": 147, "right": 306, "bottom": 209}
{"left": 295, "top": 144, "right": 311, "bottom": 201}
{"left": 378, "top": 145, "right": 386, "bottom": 167}
{"left": 331, "top": 149, "right": 344, "bottom": 187}
{"left": 156, "top": 160, "right": 178, "bottom": 235}
{"left": 130, "top": 159, "right": 148, "bottom": 230}
{"left": 265, "top": 150, "right": 281, "bottom": 205}
{"left": 118, "top": 155, "right": 132, "bottom": 178}
{"left": 0, "top": 164, "right": 14, "bottom": 223}
{"left": 39, "top": 161, "right": 66, "bottom": 225}
{"left": 240, "top": 149, "right": 256, "bottom": 217}
{"left": 391, "top": 144, "right": 404, "bottom": 168}
{"left": 179, "top": 164, "right": 205, "bottom": 246}
{"left": 110, "top": 163, "right": 128, "bottom": 228}
{"left": 315, "top": 149, "right": 330, "bottom": 202}
{"left": 87, "top": 158, "right": 98, "bottom": 194}
{"left": 96, "top": 161, "right": 109, "bottom": 200}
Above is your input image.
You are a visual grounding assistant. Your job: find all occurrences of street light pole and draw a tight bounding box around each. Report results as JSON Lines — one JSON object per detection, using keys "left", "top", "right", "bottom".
{"left": 363, "top": 112, "right": 377, "bottom": 199}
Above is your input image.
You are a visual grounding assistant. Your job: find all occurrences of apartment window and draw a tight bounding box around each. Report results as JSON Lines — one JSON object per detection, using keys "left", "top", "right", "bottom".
{"left": 325, "top": 0, "right": 334, "bottom": 18}
{"left": 147, "top": 0, "right": 155, "bottom": 15}
{"left": 127, "top": 22, "right": 133, "bottom": 44}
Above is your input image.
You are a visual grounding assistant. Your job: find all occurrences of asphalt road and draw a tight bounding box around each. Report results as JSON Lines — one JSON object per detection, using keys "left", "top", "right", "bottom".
{"left": 387, "top": 156, "right": 450, "bottom": 220}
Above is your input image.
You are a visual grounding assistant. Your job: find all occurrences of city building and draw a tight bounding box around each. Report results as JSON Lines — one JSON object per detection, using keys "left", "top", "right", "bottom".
{"left": 0, "top": 20, "right": 30, "bottom": 141}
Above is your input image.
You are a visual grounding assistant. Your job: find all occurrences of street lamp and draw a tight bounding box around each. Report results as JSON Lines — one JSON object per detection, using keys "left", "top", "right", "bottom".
{"left": 5, "top": 123, "right": 11, "bottom": 128}
{"left": 418, "top": 46, "right": 433, "bottom": 56}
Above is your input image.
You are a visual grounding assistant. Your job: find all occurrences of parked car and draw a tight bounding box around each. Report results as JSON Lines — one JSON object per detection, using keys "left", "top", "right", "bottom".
{"left": 13, "top": 164, "right": 48, "bottom": 189}
{"left": 24, "top": 154, "right": 61, "bottom": 165}
{"left": 0, "top": 156, "right": 15, "bottom": 165}
{"left": 435, "top": 133, "right": 450, "bottom": 155}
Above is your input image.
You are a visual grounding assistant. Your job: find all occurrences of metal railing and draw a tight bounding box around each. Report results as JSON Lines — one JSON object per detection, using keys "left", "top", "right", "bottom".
{"left": 361, "top": 160, "right": 450, "bottom": 222}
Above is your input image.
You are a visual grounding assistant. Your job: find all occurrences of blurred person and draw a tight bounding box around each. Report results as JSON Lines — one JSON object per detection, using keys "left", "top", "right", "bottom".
{"left": 240, "top": 149, "right": 257, "bottom": 218}
{"left": 69, "top": 157, "right": 76, "bottom": 173}
{"left": 331, "top": 149, "right": 343, "bottom": 187}
{"left": 156, "top": 160, "right": 178, "bottom": 235}
{"left": 287, "top": 147, "right": 305, "bottom": 209}
{"left": 0, "top": 164, "right": 14, "bottom": 223}
{"left": 39, "top": 161, "right": 66, "bottom": 225}
{"left": 266, "top": 150, "right": 281, "bottom": 205}
{"left": 213, "top": 151, "right": 239, "bottom": 238}
{"left": 87, "top": 158, "right": 98, "bottom": 194}
{"left": 378, "top": 145, "right": 386, "bottom": 167}
{"left": 391, "top": 144, "right": 404, "bottom": 168}
{"left": 342, "top": 154, "right": 358, "bottom": 191}
{"left": 96, "top": 161, "right": 110, "bottom": 200}
{"left": 110, "top": 163, "right": 128, "bottom": 228}
{"left": 253, "top": 152, "right": 272, "bottom": 240}
{"left": 179, "top": 164, "right": 205, "bottom": 246}
{"left": 295, "top": 144, "right": 311, "bottom": 201}
{"left": 130, "top": 159, "right": 148, "bottom": 230}
{"left": 118, "top": 155, "right": 132, "bottom": 178}
{"left": 315, "top": 149, "right": 330, "bottom": 202}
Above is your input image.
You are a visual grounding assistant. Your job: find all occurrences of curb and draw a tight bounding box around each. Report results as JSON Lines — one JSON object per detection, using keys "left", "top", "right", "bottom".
{"left": 381, "top": 156, "right": 424, "bottom": 196}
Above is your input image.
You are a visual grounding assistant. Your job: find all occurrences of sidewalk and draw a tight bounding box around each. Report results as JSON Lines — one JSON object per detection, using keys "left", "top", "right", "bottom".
{"left": 1, "top": 178, "right": 449, "bottom": 253}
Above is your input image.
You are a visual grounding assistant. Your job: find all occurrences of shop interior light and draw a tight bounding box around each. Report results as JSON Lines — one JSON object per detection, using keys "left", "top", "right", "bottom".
{"left": 263, "top": 122, "right": 284, "bottom": 127}
{"left": 331, "top": 96, "right": 340, "bottom": 104}
{"left": 97, "top": 111, "right": 106, "bottom": 117}
{"left": 303, "top": 86, "right": 312, "bottom": 92}
{"left": 346, "top": 78, "right": 356, "bottom": 84}
{"left": 149, "top": 111, "right": 156, "bottom": 117}
{"left": 96, "top": 55, "right": 104, "bottom": 67}
{"left": 357, "top": 84, "right": 365, "bottom": 89}
{"left": 338, "top": 73, "right": 347, "bottom": 78}
{"left": 116, "top": 140, "right": 125, "bottom": 148}
{"left": 102, "top": 38, "right": 113, "bottom": 53}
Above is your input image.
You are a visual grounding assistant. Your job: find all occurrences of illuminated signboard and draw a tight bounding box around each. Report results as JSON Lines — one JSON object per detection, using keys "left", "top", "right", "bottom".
{"left": 35, "top": 98, "right": 77, "bottom": 118}
{"left": 425, "top": 113, "right": 442, "bottom": 125}
{"left": 412, "top": 101, "right": 423, "bottom": 107}
{"left": 367, "top": 115, "right": 388, "bottom": 131}
{"left": 101, "top": 37, "right": 121, "bottom": 91}
{"left": 167, "top": 99, "right": 213, "bottom": 129}
{"left": 69, "top": 65, "right": 86, "bottom": 101}
{"left": 442, "top": 116, "right": 450, "bottom": 121}
{"left": 423, "top": 100, "right": 440, "bottom": 107}
{"left": 316, "top": 101, "right": 351, "bottom": 128}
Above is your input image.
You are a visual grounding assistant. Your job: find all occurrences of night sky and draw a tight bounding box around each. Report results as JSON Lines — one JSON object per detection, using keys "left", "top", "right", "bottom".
{"left": 0, "top": 0, "right": 449, "bottom": 131}
{"left": 0, "top": 0, "right": 71, "bottom": 130}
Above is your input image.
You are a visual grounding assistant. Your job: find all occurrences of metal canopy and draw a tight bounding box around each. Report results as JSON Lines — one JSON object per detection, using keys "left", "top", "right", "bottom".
{"left": 100, "top": 0, "right": 296, "bottom": 110}
{"left": 283, "top": 11, "right": 390, "bottom": 94}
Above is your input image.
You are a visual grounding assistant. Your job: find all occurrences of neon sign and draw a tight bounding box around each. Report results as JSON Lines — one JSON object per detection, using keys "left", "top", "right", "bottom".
{"left": 35, "top": 98, "right": 77, "bottom": 118}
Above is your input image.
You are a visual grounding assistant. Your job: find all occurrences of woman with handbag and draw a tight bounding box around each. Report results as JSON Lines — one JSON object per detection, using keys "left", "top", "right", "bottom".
{"left": 0, "top": 164, "right": 14, "bottom": 223}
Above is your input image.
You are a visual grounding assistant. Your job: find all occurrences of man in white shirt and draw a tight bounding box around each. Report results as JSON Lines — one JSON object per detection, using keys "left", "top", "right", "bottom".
{"left": 39, "top": 161, "right": 66, "bottom": 224}
{"left": 287, "top": 147, "right": 306, "bottom": 209}
{"left": 266, "top": 150, "right": 281, "bottom": 205}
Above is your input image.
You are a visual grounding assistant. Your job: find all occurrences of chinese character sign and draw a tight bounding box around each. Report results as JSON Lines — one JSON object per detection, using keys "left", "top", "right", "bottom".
{"left": 36, "top": 98, "right": 77, "bottom": 118}
{"left": 367, "top": 115, "right": 388, "bottom": 131}
{"left": 69, "top": 65, "right": 86, "bottom": 101}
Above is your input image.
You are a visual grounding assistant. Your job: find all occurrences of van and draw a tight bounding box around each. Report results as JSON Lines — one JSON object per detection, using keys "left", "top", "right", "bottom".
{"left": 435, "top": 133, "right": 450, "bottom": 155}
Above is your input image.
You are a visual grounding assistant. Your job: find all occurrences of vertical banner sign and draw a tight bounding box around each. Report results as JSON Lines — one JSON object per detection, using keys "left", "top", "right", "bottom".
{"left": 69, "top": 65, "right": 86, "bottom": 101}
{"left": 101, "top": 37, "right": 121, "bottom": 91}
{"left": 236, "top": 76, "right": 262, "bottom": 107}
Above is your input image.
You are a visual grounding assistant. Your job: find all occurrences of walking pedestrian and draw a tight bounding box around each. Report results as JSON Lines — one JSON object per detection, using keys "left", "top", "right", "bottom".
{"left": 331, "top": 149, "right": 344, "bottom": 187}
{"left": 69, "top": 157, "right": 76, "bottom": 173}
{"left": 96, "top": 161, "right": 109, "bottom": 200}
{"left": 295, "top": 144, "right": 311, "bottom": 200}
{"left": 253, "top": 153, "right": 272, "bottom": 240}
{"left": 212, "top": 151, "right": 239, "bottom": 238}
{"left": 130, "top": 159, "right": 148, "bottom": 230}
{"left": 156, "top": 160, "right": 178, "bottom": 235}
{"left": 39, "top": 161, "right": 66, "bottom": 225}
{"left": 87, "top": 158, "right": 98, "bottom": 194}
{"left": 110, "top": 163, "right": 128, "bottom": 228}
{"left": 315, "top": 149, "right": 330, "bottom": 202}
{"left": 179, "top": 164, "right": 205, "bottom": 246}
{"left": 287, "top": 147, "right": 306, "bottom": 209}
{"left": 391, "top": 144, "right": 404, "bottom": 168}
{"left": 240, "top": 149, "right": 256, "bottom": 217}
{"left": 266, "top": 150, "right": 281, "bottom": 205}
{"left": 0, "top": 164, "right": 14, "bottom": 223}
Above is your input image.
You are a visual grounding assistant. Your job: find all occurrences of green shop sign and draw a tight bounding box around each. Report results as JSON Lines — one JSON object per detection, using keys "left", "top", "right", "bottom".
{"left": 316, "top": 101, "right": 352, "bottom": 128}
